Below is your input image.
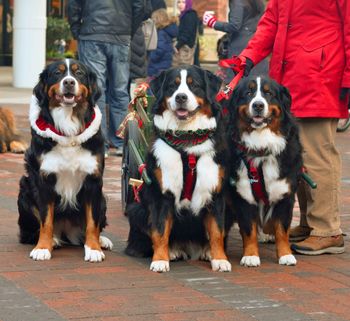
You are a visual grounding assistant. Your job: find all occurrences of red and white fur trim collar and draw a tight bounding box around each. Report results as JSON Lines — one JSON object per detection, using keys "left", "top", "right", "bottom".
{"left": 29, "top": 95, "right": 102, "bottom": 147}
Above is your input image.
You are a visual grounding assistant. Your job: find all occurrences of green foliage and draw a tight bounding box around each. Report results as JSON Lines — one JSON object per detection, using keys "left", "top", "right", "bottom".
{"left": 46, "top": 17, "right": 73, "bottom": 58}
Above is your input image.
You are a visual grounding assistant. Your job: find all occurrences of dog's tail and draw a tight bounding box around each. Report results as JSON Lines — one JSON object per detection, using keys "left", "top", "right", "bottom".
{"left": 17, "top": 176, "right": 40, "bottom": 244}
{"left": 125, "top": 202, "right": 153, "bottom": 257}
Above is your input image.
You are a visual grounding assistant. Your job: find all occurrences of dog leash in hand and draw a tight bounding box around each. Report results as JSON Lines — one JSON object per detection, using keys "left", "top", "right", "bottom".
{"left": 216, "top": 56, "right": 246, "bottom": 102}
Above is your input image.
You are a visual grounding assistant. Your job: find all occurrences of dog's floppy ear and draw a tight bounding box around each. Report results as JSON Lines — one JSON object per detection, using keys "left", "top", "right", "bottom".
{"left": 88, "top": 69, "right": 101, "bottom": 106}
{"left": 33, "top": 68, "right": 49, "bottom": 107}
{"left": 203, "top": 69, "right": 222, "bottom": 105}
{"left": 279, "top": 85, "right": 292, "bottom": 111}
{"left": 149, "top": 70, "right": 167, "bottom": 114}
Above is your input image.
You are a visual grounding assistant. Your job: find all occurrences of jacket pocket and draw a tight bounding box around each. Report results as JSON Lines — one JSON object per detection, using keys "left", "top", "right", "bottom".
{"left": 302, "top": 31, "right": 339, "bottom": 52}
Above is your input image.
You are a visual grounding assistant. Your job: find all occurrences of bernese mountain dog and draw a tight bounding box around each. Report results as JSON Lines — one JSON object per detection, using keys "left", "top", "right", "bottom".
{"left": 125, "top": 65, "right": 234, "bottom": 272}
{"left": 225, "top": 75, "right": 303, "bottom": 267}
{"left": 17, "top": 59, "right": 113, "bottom": 262}
{"left": 0, "top": 107, "right": 27, "bottom": 153}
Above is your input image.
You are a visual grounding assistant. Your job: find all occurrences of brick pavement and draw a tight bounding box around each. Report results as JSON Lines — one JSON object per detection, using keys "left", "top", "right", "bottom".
{"left": 0, "top": 102, "right": 349, "bottom": 321}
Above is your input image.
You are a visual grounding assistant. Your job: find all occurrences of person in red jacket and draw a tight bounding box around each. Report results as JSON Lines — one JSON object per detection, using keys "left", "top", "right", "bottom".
{"left": 237, "top": 0, "right": 349, "bottom": 255}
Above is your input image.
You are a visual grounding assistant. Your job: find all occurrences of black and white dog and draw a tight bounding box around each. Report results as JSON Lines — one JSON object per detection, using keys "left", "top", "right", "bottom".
{"left": 125, "top": 66, "right": 234, "bottom": 272}
{"left": 225, "top": 75, "right": 303, "bottom": 267}
{"left": 17, "top": 59, "right": 113, "bottom": 262}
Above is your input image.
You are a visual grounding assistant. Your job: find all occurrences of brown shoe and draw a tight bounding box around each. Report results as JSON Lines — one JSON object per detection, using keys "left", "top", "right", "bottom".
{"left": 289, "top": 225, "right": 311, "bottom": 242}
{"left": 291, "top": 235, "right": 345, "bottom": 255}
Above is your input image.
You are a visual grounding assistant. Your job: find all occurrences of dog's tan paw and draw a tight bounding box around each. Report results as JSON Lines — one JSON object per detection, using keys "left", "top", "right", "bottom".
{"left": 10, "top": 140, "right": 27, "bottom": 153}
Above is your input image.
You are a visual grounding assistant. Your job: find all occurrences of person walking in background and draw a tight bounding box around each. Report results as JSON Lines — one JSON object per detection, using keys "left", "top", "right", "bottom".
{"left": 129, "top": 0, "right": 153, "bottom": 100}
{"left": 147, "top": 9, "right": 178, "bottom": 78}
{"left": 234, "top": 0, "right": 349, "bottom": 254}
{"left": 172, "top": 0, "right": 199, "bottom": 67}
{"left": 203, "top": 0, "right": 268, "bottom": 81}
{"left": 68, "top": 0, "right": 144, "bottom": 157}
{"left": 151, "top": 0, "right": 166, "bottom": 11}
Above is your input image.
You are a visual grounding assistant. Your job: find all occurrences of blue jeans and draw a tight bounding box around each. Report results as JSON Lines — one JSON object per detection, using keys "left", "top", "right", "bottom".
{"left": 78, "top": 40, "right": 130, "bottom": 149}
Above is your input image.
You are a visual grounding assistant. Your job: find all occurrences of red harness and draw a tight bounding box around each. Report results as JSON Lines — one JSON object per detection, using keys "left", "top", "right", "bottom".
{"left": 236, "top": 142, "right": 270, "bottom": 206}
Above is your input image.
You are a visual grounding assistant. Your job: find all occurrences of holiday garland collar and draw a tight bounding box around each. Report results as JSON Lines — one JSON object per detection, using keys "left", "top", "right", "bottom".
{"left": 155, "top": 127, "right": 216, "bottom": 149}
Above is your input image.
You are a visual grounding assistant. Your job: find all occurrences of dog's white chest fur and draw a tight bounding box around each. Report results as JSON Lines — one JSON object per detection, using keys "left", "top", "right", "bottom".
{"left": 236, "top": 128, "right": 289, "bottom": 206}
{"left": 40, "top": 145, "right": 98, "bottom": 208}
{"left": 153, "top": 138, "right": 219, "bottom": 214}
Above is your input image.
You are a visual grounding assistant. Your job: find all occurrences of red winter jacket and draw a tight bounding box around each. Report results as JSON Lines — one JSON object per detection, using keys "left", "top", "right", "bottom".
{"left": 240, "top": 0, "right": 349, "bottom": 118}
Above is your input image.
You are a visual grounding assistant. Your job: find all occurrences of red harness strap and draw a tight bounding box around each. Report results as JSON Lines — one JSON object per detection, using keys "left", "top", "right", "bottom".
{"left": 247, "top": 159, "right": 269, "bottom": 206}
{"left": 181, "top": 154, "right": 197, "bottom": 201}
{"left": 216, "top": 56, "right": 246, "bottom": 102}
{"left": 133, "top": 163, "right": 147, "bottom": 203}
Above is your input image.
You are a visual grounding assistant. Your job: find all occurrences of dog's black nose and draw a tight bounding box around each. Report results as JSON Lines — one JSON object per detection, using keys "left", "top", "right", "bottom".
{"left": 63, "top": 77, "right": 76, "bottom": 89}
{"left": 252, "top": 101, "right": 265, "bottom": 113}
{"left": 175, "top": 93, "right": 188, "bottom": 104}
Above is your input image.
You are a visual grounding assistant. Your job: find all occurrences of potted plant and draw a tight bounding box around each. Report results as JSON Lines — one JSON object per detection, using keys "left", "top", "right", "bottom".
{"left": 46, "top": 17, "right": 74, "bottom": 62}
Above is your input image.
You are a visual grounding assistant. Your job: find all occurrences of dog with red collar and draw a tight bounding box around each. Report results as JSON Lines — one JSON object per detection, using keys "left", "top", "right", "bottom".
{"left": 17, "top": 59, "right": 113, "bottom": 262}
{"left": 225, "top": 75, "right": 303, "bottom": 267}
{"left": 125, "top": 65, "right": 235, "bottom": 273}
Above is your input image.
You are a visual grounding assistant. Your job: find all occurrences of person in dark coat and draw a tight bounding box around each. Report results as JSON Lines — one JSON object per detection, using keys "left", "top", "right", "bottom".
{"left": 203, "top": 0, "right": 268, "bottom": 81}
{"left": 68, "top": 0, "right": 144, "bottom": 157}
{"left": 151, "top": 0, "right": 166, "bottom": 11}
{"left": 147, "top": 9, "right": 178, "bottom": 78}
{"left": 172, "top": 0, "right": 199, "bottom": 66}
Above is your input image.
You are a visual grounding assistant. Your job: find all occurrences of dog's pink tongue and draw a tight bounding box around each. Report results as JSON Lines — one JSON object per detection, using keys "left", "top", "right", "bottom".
{"left": 176, "top": 109, "right": 188, "bottom": 117}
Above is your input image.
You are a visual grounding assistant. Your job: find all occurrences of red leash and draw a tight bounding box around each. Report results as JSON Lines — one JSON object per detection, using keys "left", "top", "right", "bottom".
{"left": 216, "top": 56, "right": 246, "bottom": 102}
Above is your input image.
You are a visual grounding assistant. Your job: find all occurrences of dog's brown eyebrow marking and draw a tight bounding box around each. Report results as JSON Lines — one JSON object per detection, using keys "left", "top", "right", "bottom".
{"left": 187, "top": 76, "right": 193, "bottom": 84}
{"left": 263, "top": 84, "right": 270, "bottom": 91}
{"left": 248, "top": 81, "right": 256, "bottom": 90}
{"left": 71, "top": 63, "right": 79, "bottom": 72}
{"left": 58, "top": 64, "right": 65, "bottom": 72}
{"left": 175, "top": 76, "right": 181, "bottom": 85}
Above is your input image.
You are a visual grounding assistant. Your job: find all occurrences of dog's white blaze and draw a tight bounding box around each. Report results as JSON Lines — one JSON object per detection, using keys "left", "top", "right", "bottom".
{"left": 51, "top": 106, "right": 81, "bottom": 136}
{"left": 249, "top": 76, "right": 269, "bottom": 117}
{"left": 153, "top": 110, "right": 217, "bottom": 132}
{"left": 40, "top": 145, "right": 98, "bottom": 209}
{"left": 59, "top": 59, "right": 79, "bottom": 99}
{"left": 153, "top": 138, "right": 183, "bottom": 206}
{"left": 168, "top": 69, "right": 199, "bottom": 112}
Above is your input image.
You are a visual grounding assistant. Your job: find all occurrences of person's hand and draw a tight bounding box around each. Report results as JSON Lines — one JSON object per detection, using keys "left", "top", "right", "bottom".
{"left": 243, "top": 57, "right": 254, "bottom": 77}
{"left": 203, "top": 11, "right": 217, "bottom": 28}
{"left": 340, "top": 87, "right": 350, "bottom": 101}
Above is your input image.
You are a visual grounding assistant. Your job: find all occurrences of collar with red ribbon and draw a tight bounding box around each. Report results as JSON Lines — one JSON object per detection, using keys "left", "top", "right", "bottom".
{"left": 29, "top": 95, "right": 102, "bottom": 147}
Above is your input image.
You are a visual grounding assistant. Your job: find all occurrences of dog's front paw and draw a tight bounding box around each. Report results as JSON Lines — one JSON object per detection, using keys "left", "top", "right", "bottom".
{"left": 279, "top": 254, "right": 297, "bottom": 266}
{"left": 211, "top": 259, "right": 232, "bottom": 272}
{"left": 150, "top": 260, "right": 170, "bottom": 273}
{"left": 99, "top": 236, "right": 113, "bottom": 250}
{"left": 84, "top": 245, "right": 105, "bottom": 262}
{"left": 240, "top": 255, "right": 261, "bottom": 267}
{"left": 30, "top": 248, "right": 51, "bottom": 260}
